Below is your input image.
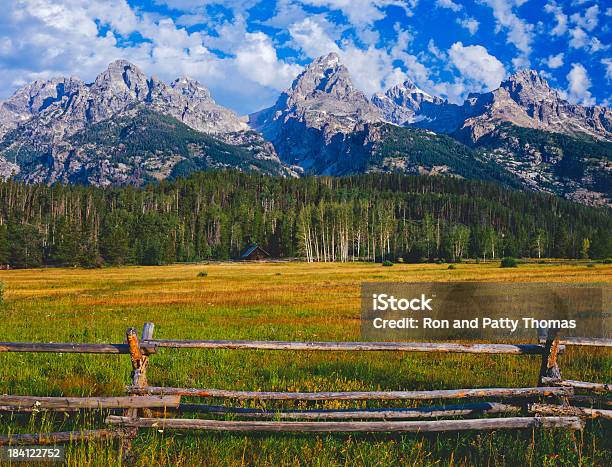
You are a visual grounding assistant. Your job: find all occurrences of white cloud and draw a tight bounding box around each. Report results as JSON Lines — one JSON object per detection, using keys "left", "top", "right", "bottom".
{"left": 589, "top": 37, "right": 608, "bottom": 53}
{"left": 602, "top": 58, "right": 612, "bottom": 80}
{"left": 289, "top": 17, "right": 341, "bottom": 59}
{"left": 234, "top": 32, "right": 303, "bottom": 89}
{"left": 447, "top": 42, "right": 506, "bottom": 91}
{"left": 457, "top": 17, "right": 480, "bottom": 35}
{"left": 479, "top": 0, "right": 534, "bottom": 58}
{"left": 544, "top": 2, "right": 568, "bottom": 36}
{"left": 299, "top": 0, "right": 412, "bottom": 26}
{"left": 569, "top": 27, "right": 588, "bottom": 49}
{"left": 545, "top": 52, "right": 564, "bottom": 69}
{"left": 427, "top": 39, "right": 446, "bottom": 60}
{"left": 570, "top": 5, "right": 599, "bottom": 32}
{"left": 566, "top": 63, "right": 595, "bottom": 106}
{"left": 436, "top": 0, "right": 461, "bottom": 12}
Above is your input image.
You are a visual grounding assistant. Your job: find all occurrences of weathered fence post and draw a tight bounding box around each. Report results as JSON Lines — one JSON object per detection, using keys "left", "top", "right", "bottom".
{"left": 122, "top": 326, "right": 150, "bottom": 463}
{"left": 538, "top": 328, "right": 562, "bottom": 386}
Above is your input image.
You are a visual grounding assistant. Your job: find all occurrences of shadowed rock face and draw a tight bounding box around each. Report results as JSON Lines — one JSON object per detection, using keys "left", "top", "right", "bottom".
{"left": 248, "top": 53, "right": 382, "bottom": 172}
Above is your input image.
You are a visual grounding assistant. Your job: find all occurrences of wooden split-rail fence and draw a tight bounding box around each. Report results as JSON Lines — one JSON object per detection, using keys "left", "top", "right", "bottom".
{"left": 0, "top": 324, "right": 610, "bottom": 449}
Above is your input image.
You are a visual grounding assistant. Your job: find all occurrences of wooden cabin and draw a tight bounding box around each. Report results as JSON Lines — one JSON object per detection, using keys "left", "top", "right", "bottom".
{"left": 238, "top": 244, "right": 270, "bottom": 261}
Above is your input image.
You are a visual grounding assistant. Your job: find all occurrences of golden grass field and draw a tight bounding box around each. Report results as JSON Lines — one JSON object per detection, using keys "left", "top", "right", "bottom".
{"left": 0, "top": 261, "right": 610, "bottom": 466}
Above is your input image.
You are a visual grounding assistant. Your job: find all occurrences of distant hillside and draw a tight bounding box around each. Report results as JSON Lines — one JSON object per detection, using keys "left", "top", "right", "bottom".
{"left": 475, "top": 123, "right": 612, "bottom": 204}
{"left": 364, "top": 124, "right": 522, "bottom": 189}
{"left": 0, "top": 108, "right": 290, "bottom": 185}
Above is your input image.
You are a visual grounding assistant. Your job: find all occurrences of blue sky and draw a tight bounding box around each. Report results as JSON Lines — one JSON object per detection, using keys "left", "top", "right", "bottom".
{"left": 0, "top": 0, "right": 609, "bottom": 114}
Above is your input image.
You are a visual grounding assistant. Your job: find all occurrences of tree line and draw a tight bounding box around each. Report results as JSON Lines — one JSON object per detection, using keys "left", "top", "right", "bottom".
{"left": 0, "top": 171, "right": 609, "bottom": 268}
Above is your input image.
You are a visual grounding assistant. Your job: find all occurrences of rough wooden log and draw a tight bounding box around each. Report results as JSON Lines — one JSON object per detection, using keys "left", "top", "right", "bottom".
{"left": 128, "top": 386, "right": 572, "bottom": 401}
{"left": 0, "top": 405, "right": 79, "bottom": 413}
{"left": 0, "top": 429, "right": 125, "bottom": 446}
{"left": 0, "top": 395, "right": 180, "bottom": 410}
{"left": 143, "top": 339, "right": 549, "bottom": 354}
{"left": 529, "top": 403, "right": 612, "bottom": 420}
{"left": 0, "top": 342, "right": 131, "bottom": 353}
{"left": 106, "top": 416, "right": 584, "bottom": 432}
{"left": 0, "top": 342, "right": 157, "bottom": 354}
{"left": 541, "top": 378, "right": 611, "bottom": 393}
{"left": 539, "top": 337, "right": 612, "bottom": 348}
{"left": 567, "top": 395, "right": 612, "bottom": 407}
{"left": 158, "top": 402, "right": 522, "bottom": 420}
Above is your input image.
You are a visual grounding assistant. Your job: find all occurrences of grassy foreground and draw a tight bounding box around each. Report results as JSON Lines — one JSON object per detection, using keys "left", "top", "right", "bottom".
{"left": 0, "top": 261, "right": 610, "bottom": 466}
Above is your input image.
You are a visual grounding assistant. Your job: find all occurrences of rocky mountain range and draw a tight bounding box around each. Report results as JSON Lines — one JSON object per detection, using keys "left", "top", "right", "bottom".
{"left": 0, "top": 60, "right": 289, "bottom": 185}
{"left": 0, "top": 54, "right": 610, "bottom": 205}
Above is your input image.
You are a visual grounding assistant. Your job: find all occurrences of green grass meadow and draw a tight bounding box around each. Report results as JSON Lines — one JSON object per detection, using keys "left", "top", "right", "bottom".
{"left": 0, "top": 261, "right": 610, "bottom": 466}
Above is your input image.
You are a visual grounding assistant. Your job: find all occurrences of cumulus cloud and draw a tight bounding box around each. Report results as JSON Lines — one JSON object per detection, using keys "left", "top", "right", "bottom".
{"left": 569, "top": 27, "right": 588, "bottom": 49}
{"left": 479, "top": 0, "right": 534, "bottom": 59}
{"left": 234, "top": 32, "right": 303, "bottom": 89}
{"left": 545, "top": 52, "right": 564, "bottom": 69}
{"left": 447, "top": 42, "right": 506, "bottom": 91}
{"left": 566, "top": 63, "right": 595, "bottom": 106}
{"left": 602, "top": 58, "right": 612, "bottom": 80}
{"left": 436, "top": 0, "right": 461, "bottom": 12}
{"left": 299, "top": 0, "right": 412, "bottom": 26}
{"left": 544, "top": 2, "right": 568, "bottom": 36}
{"left": 564, "top": 4, "right": 608, "bottom": 54}
{"left": 289, "top": 17, "right": 341, "bottom": 59}
{"left": 570, "top": 5, "right": 599, "bottom": 32}
{"left": 457, "top": 17, "right": 480, "bottom": 35}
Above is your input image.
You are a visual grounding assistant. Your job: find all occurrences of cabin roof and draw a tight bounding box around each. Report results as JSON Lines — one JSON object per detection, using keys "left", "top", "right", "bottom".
{"left": 239, "top": 244, "right": 270, "bottom": 259}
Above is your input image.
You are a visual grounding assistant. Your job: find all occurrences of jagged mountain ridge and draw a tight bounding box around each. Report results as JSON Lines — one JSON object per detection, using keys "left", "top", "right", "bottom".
{"left": 248, "top": 53, "right": 381, "bottom": 173}
{"left": 0, "top": 60, "right": 247, "bottom": 140}
{"left": 248, "top": 53, "right": 611, "bottom": 205}
{"left": 0, "top": 54, "right": 610, "bottom": 205}
{"left": 374, "top": 69, "right": 611, "bottom": 143}
{"left": 0, "top": 60, "right": 289, "bottom": 184}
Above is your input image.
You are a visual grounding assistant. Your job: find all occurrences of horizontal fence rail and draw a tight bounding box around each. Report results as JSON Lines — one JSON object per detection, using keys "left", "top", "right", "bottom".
{"left": 541, "top": 378, "right": 611, "bottom": 393}
{"left": 0, "top": 395, "right": 180, "bottom": 410}
{"left": 127, "top": 386, "right": 574, "bottom": 401}
{"left": 144, "top": 339, "right": 553, "bottom": 354}
{"left": 0, "top": 342, "right": 156, "bottom": 354}
{"left": 0, "top": 342, "right": 132, "bottom": 354}
{"left": 167, "top": 402, "right": 523, "bottom": 419}
{"left": 538, "top": 337, "right": 612, "bottom": 347}
{"left": 106, "top": 416, "right": 586, "bottom": 433}
{"left": 529, "top": 403, "right": 612, "bottom": 420}
{"left": 0, "top": 429, "right": 125, "bottom": 446}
